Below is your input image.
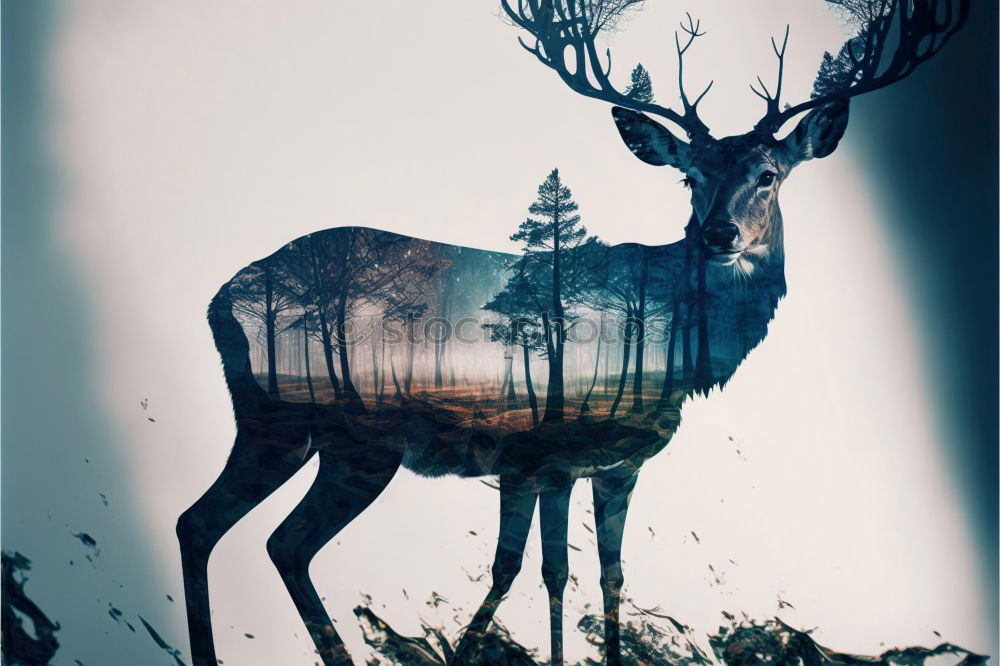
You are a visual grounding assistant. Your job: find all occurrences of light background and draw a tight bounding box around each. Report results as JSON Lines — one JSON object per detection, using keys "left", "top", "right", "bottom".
{"left": 2, "top": 1, "right": 997, "bottom": 665}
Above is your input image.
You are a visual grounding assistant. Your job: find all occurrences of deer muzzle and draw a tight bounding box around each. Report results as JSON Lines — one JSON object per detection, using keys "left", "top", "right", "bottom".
{"left": 703, "top": 222, "right": 743, "bottom": 263}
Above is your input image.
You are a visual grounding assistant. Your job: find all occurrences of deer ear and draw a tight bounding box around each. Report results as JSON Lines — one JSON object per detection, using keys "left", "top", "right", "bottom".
{"left": 612, "top": 107, "right": 691, "bottom": 169}
{"left": 782, "top": 100, "right": 850, "bottom": 164}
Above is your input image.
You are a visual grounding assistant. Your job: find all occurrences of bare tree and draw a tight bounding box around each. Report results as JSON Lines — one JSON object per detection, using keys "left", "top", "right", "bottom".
{"left": 230, "top": 257, "right": 296, "bottom": 399}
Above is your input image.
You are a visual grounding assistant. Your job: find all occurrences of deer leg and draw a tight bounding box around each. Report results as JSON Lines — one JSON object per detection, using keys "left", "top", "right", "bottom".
{"left": 267, "top": 445, "right": 402, "bottom": 666}
{"left": 592, "top": 471, "right": 638, "bottom": 666}
{"left": 452, "top": 478, "right": 537, "bottom": 664}
{"left": 176, "top": 428, "right": 308, "bottom": 666}
{"left": 539, "top": 484, "right": 572, "bottom": 666}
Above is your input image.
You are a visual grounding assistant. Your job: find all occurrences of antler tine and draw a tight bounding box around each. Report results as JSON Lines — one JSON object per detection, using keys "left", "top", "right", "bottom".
{"left": 771, "top": 25, "right": 789, "bottom": 106}
{"left": 753, "top": 0, "right": 970, "bottom": 135}
{"left": 675, "top": 11, "right": 714, "bottom": 121}
{"left": 750, "top": 25, "right": 789, "bottom": 119}
{"left": 501, "top": 0, "right": 713, "bottom": 137}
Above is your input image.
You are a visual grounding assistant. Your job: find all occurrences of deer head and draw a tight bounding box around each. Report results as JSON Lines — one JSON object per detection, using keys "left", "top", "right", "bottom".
{"left": 503, "top": 0, "right": 969, "bottom": 275}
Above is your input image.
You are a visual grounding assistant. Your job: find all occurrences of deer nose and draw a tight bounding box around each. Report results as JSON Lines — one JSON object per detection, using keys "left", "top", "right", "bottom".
{"left": 704, "top": 222, "right": 739, "bottom": 248}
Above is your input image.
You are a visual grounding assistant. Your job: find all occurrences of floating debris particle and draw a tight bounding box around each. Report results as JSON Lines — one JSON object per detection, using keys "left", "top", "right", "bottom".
{"left": 777, "top": 595, "right": 795, "bottom": 610}
{"left": 72, "top": 533, "right": 97, "bottom": 549}
{"left": 138, "top": 615, "right": 187, "bottom": 666}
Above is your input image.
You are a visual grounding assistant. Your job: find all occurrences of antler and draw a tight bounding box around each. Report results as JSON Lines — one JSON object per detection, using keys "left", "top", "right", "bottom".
{"left": 749, "top": 25, "right": 790, "bottom": 122}
{"left": 675, "top": 13, "right": 715, "bottom": 119}
{"left": 753, "top": 0, "right": 970, "bottom": 135}
{"left": 501, "top": 0, "right": 714, "bottom": 137}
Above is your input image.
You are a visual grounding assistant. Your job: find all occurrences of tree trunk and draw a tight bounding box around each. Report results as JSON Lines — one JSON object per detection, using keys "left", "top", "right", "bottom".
{"left": 264, "top": 266, "right": 280, "bottom": 399}
{"left": 522, "top": 343, "right": 539, "bottom": 425}
{"left": 370, "top": 333, "right": 379, "bottom": 400}
{"left": 498, "top": 353, "right": 516, "bottom": 411}
{"left": 447, "top": 346, "right": 456, "bottom": 387}
{"left": 302, "top": 316, "right": 315, "bottom": 404}
{"left": 336, "top": 292, "right": 364, "bottom": 408}
{"left": 498, "top": 364, "right": 508, "bottom": 409}
{"left": 609, "top": 311, "right": 634, "bottom": 419}
{"left": 377, "top": 336, "right": 387, "bottom": 403}
{"left": 317, "top": 309, "right": 344, "bottom": 401}
{"left": 630, "top": 253, "right": 648, "bottom": 414}
{"left": 658, "top": 290, "right": 680, "bottom": 408}
{"left": 603, "top": 333, "right": 611, "bottom": 396}
{"left": 682, "top": 233, "right": 694, "bottom": 386}
{"left": 435, "top": 279, "right": 451, "bottom": 389}
{"left": 404, "top": 314, "right": 416, "bottom": 397}
{"left": 541, "top": 311, "right": 564, "bottom": 422}
{"left": 542, "top": 202, "right": 566, "bottom": 423}
{"left": 693, "top": 243, "right": 714, "bottom": 393}
{"left": 433, "top": 332, "right": 444, "bottom": 389}
{"left": 580, "top": 318, "right": 604, "bottom": 416}
{"left": 389, "top": 354, "right": 404, "bottom": 403}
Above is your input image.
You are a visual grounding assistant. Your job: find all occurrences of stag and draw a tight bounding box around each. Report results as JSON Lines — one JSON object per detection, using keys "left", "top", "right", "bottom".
{"left": 176, "top": 1, "right": 968, "bottom": 664}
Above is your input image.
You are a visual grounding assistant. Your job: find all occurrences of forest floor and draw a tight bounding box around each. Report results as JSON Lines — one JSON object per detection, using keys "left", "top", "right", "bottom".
{"left": 270, "top": 373, "right": 681, "bottom": 429}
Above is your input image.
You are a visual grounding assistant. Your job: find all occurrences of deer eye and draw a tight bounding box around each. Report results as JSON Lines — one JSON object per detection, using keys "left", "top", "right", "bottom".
{"left": 756, "top": 171, "right": 776, "bottom": 188}
{"left": 680, "top": 176, "right": 696, "bottom": 190}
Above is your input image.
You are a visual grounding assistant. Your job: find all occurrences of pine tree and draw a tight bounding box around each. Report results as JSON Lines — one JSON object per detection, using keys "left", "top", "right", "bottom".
{"left": 625, "top": 63, "right": 655, "bottom": 104}
{"left": 511, "top": 168, "right": 597, "bottom": 422}
{"left": 811, "top": 30, "right": 867, "bottom": 99}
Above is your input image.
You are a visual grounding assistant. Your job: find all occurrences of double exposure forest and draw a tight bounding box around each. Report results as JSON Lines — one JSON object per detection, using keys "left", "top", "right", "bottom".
{"left": 228, "top": 168, "right": 781, "bottom": 436}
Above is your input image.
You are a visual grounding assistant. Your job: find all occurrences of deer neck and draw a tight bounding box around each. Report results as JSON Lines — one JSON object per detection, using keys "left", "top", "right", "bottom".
{"left": 688, "top": 208, "right": 787, "bottom": 393}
